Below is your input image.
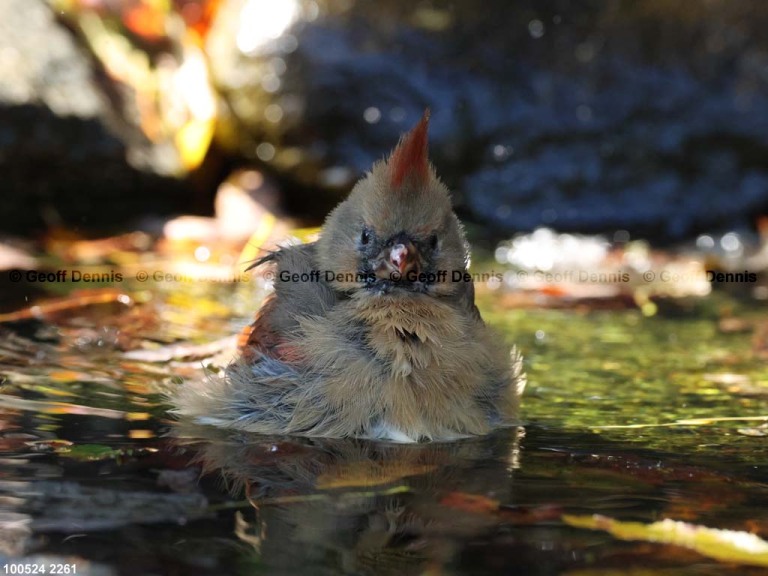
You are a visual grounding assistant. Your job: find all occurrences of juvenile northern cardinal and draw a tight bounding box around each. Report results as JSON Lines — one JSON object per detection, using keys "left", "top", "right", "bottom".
{"left": 175, "top": 111, "right": 525, "bottom": 442}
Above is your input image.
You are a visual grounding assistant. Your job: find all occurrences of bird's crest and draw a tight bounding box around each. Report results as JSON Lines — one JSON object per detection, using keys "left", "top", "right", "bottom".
{"left": 388, "top": 109, "right": 431, "bottom": 188}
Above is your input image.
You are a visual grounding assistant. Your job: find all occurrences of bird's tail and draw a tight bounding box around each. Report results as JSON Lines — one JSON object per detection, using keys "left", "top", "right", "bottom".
{"left": 170, "top": 355, "right": 305, "bottom": 433}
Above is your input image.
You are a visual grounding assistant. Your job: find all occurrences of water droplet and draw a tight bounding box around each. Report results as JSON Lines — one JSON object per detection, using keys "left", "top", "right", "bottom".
{"left": 575, "top": 42, "right": 597, "bottom": 63}
{"left": 495, "top": 204, "right": 512, "bottom": 219}
{"left": 528, "top": 19, "right": 545, "bottom": 39}
{"left": 576, "top": 104, "right": 593, "bottom": 123}
{"left": 270, "top": 57, "right": 287, "bottom": 75}
{"left": 641, "top": 301, "right": 658, "bottom": 317}
{"left": 194, "top": 246, "right": 211, "bottom": 262}
{"left": 720, "top": 232, "right": 741, "bottom": 252}
{"left": 265, "top": 103, "right": 284, "bottom": 123}
{"left": 696, "top": 234, "right": 715, "bottom": 250}
{"left": 240, "top": 170, "right": 263, "bottom": 189}
{"left": 278, "top": 34, "right": 299, "bottom": 53}
{"left": 753, "top": 285, "right": 768, "bottom": 300}
{"left": 256, "top": 142, "right": 275, "bottom": 161}
{"left": 493, "top": 144, "right": 512, "bottom": 161}
{"left": 363, "top": 106, "right": 381, "bottom": 124}
{"left": 305, "top": 1, "right": 320, "bottom": 22}
{"left": 390, "top": 107, "right": 406, "bottom": 122}
{"left": 261, "top": 73, "right": 281, "bottom": 93}
{"left": 319, "top": 166, "right": 354, "bottom": 188}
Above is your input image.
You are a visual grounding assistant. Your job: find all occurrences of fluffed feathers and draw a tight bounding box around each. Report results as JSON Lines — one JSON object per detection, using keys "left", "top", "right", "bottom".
{"left": 173, "top": 110, "right": 525, "bottom": 442}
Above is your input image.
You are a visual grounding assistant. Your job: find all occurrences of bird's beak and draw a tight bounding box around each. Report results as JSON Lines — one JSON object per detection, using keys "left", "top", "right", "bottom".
{"left": 389, "top": 242, "right": 414, "bottom": 274}
{"left": 375, "top": 240, "right": 419, "bottom": 280}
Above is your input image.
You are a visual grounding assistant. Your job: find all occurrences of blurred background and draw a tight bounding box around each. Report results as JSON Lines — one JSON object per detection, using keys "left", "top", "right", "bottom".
{"left": 3, "top": 0, "right": 768, "bottom": 241}
{"left": 1, "top": 0, "right": 768, "bottom": 313}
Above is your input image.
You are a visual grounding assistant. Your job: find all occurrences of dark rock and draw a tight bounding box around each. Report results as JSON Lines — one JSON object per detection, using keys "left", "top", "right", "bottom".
{"left": 0, "top": 0, "right": 189, "bottom": 234}
{"left": 208, "top": 0, "right": 768, "bottom": 240}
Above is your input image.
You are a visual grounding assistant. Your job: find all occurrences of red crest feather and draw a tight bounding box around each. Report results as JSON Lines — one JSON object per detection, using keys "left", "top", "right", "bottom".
{"left": 388, "top": 109, "right": 431, "bottom": 188}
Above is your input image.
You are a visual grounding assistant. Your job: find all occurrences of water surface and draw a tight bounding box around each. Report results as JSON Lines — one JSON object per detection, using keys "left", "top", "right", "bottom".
{"left": 1, "top": 277, "right": 767, "bottom": 575}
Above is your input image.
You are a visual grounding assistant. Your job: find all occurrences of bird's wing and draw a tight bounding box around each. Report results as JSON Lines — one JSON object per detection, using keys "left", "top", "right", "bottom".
{"left": 240, "top": 242, "right": 337, "bottom": 362}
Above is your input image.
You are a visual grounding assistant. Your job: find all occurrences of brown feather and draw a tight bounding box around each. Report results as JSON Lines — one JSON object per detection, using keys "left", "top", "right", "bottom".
{"left": 388, "top": 109, "right": 431, "bottom": 189}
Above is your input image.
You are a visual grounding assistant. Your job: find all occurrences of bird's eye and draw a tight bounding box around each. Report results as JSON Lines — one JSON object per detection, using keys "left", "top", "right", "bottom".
{"left": 428, "top": 234, "right": 439, "bottom": 250}
{"left": 361, "top": 228, "right": 371, "bottom": 245}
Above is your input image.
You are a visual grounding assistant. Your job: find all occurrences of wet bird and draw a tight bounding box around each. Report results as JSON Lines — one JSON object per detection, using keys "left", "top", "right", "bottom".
{"left": 174, "top": 111, "right": 525, "bottom": 442}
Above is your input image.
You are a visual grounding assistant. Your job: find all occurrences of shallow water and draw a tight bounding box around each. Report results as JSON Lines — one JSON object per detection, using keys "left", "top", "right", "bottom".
{"left": 1, "top": 277, "right": 767, "bottom": 575}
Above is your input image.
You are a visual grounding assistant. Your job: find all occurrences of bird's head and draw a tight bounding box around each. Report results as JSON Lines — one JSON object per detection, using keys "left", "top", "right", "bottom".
{"left": 317, "top": 110, "right": 469, "bottom": 298}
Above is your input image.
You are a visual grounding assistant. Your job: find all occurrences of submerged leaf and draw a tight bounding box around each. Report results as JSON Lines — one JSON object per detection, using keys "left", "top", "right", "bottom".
{"left": 0, "top": 290, "right": 133, "bottom": 324}
{"left": 57, "top": 444, "right": 121, "bottom": 461}
{"left": 440, "top": 492, "right": 499, "bottom": 515}
{"left": 315, "top": 461, "right": 436, "bottom": 490}
{"left": 737, "top": 424, "right": 768, "bottom": 437}
{"left": 0, "top": 395, "right": 127, "bottom": 419}
{"left": 563, "top": 514, "right": 768, "bottom": 567}
{"left": 123, "top": 335, "right": 237, "bottom": 363}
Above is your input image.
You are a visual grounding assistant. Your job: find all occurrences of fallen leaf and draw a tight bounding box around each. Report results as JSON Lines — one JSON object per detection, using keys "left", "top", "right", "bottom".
{"left": 563, "top": 514, "right": 768, "bottom": 567}
{"left": 737, "top": 424, "right": 768, "bottom": 437}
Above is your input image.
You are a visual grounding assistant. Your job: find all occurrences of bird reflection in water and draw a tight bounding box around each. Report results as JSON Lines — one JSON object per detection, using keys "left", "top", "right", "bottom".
{"left": 172, "top": 423, "right": 524, "bottom": 575}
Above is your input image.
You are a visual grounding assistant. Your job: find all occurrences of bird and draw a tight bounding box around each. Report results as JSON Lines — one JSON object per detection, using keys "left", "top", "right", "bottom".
{"left": 173, "top": 110, "right": 525, "bottom": 442}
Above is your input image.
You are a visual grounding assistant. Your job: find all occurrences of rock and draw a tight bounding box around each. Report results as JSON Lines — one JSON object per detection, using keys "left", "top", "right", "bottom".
{"left": 162, "top": 168, "right": 289, "bottom": 247}
{"left": 0, "top": 239, "right": 37, "bottom": 271}
{"left": 163, "top": 216, "right": 221, "bottom": 245}
{"left": 214, "top": 169, "right": 284, "bottom": 243}
{"left": 0, "top": 0, "right": 189, "bottom": 234}
{"left": 207, "top": 0, "right": 768, "bottom": 240}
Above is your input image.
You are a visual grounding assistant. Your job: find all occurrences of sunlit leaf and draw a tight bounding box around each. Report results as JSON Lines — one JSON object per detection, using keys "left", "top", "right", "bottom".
{"left": 290, "top": 227, "right": 321, "bottom": 243}
{"left": 238, "top": 213, "right": 279, "bottom": 267}
{"left": 176, "top": 117, "right": 215, "bottom": 170}
{"left": 563, "top": 514, "right": 768, "bottom": 567}
{"left": 122, "top": 0, "right": 169, "bottom": 40}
